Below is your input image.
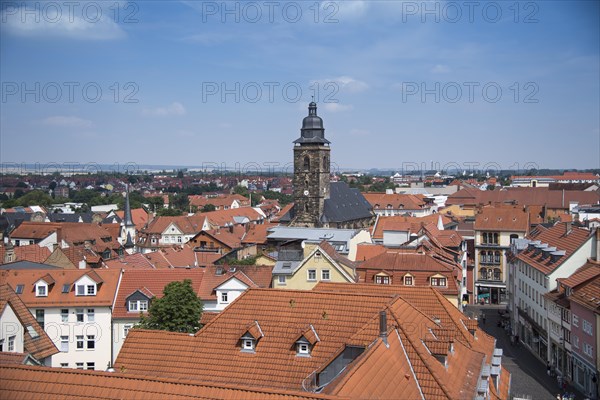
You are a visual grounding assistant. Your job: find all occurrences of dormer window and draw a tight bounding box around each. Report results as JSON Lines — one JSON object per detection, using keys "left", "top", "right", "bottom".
{"left": 240, "top": 321, "right": 263, "bottom": 353}
{"left": 36, "top": 283, "right": 47, "bottom": 297}
{"left": 76, "top": 284, "right": 96, "bottom": 296}
{"left": 297, "top": 341, "right": 310, "bottom": 356}
{"left": 242, "top": 338, "right": 256, "bottom": 351}
{"left": 404, "top": 275, "right": 414, "bottom": 286}
{"left": 295, "top": 325, "right": 320, "bottom": 357}
{"left": 129, "top": 300, "right": 148, "bottom": 312}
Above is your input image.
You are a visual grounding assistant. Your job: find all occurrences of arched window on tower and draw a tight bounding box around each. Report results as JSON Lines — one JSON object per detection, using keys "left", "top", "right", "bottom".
{"left": 303, "top": 156, "right": 310, "bottom": 171}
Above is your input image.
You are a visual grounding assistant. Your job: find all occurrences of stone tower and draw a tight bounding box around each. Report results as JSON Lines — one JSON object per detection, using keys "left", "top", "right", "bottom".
{"left": 291, "top": 102, "right": 331, "bottom": 227}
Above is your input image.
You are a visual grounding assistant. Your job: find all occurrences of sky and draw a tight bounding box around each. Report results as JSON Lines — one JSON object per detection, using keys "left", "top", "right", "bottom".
{"left": 1, "top": 0, "right": 599, "bottom": 174}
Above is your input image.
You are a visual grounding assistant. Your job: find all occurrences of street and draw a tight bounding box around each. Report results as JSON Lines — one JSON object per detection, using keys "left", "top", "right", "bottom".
{"left": 468, "top": 305, "right": 588, "bottom": 400}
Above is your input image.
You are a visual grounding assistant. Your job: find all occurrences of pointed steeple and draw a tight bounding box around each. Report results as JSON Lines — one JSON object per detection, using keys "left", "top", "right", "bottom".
{"left": 124, "top": 231, "right": 135, "bottom": 249}
{"left": 123, "top": 184, "right": 134, "bottom": 228}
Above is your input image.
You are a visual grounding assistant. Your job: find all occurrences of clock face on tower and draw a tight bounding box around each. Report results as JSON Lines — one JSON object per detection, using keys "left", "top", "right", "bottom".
{"left": 303, "top": 190, "right": 309, "bottom": 196}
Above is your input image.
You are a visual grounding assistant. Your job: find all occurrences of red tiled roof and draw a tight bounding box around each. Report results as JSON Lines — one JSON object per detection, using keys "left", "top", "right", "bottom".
{"left": 0, "top": 244, "right": 51, "bottom": 265}
{"left": 363, "top": 193, "right": 428, "bottom": 211}
{"left": 0, "top": 269, "right": 121, "bottom": 307}
{"left": 517, "top": 223, "right": 592, "bottom": 274}
{"left": 112, "top": 269, "right": 204, "bottom": 319}
{"left": 104, "top": 253, "right": 156, "bottom": 270}
{"left": 354, "top": 243, "right": 387, "bottom": 262}
{"left": 189, "top": 194, "right": 250, "bottom": 209}
{"left": 115, "top": 208, "right": 148, "bottom": 231}
{"left": 197, "top": 265, "right": 272, "bottom": 301}
{"left": 372, "top": 214, "right": 453, "bottom": 240}
{"left": 474, "top": 206, "right": 529, "bottom": 232}
{"left": 10, "top": 222, "right": 61, "bottom": 239}
{"left": 0, "top": 365, "right": 337, "bottom": 400}
{"left": 242, "top": 223, "right": 278, "bottom": 245}
{"left": 0, "top": 284, "right": 59, "bottom": 360}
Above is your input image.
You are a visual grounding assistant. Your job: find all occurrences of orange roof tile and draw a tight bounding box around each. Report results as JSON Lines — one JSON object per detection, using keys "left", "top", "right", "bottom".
{"left": 0, "top": 284, "right": 59, "bottom": 360}
{"left": 197, "top": 264, "right": 272, "bottom": 301}
{"left": 354, "top": 243, "right": 387, "bottom": 262}
{"left": 474, "top": 206, "right": 529, "bottom": 232}
{"left": 112, "top": 269, "right": 204, "bottom": 319}
{"left": 0, "top": 269, "right": 121, "bottom": 307}
{"left": 0, "top": 365, "right": 338, "bottom": 400}
{"left": 0, "top": 244, "right": 51, "bottom": 265}
{"left": 372, "top": 214, "right": 453, "bottom": 240}
{"left": 363, "top": 193, "right": 428, "bottom": 211}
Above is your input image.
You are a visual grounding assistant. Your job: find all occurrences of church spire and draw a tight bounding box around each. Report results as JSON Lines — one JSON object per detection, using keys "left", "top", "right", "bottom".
{"left": 123, "top": 184, "right": 134, "bottom": 228}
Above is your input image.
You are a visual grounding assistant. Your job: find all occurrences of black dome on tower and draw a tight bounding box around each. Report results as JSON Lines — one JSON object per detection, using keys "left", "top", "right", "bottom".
{"left": 294, "top": 102, "right": 330, "bottom": 145}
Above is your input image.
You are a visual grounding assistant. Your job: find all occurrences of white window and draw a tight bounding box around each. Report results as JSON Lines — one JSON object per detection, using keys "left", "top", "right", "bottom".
{"left": 76, "top": 362, "right": 84, "bottom": 369}
{"left": 404, "top": 276, "right": 413, "bottom": 286}
{"left": 124, "top": 324, "right": 133, "bottom": 338}
{"left": 87, "top": 309, "right": 95, "bottom": 322}
{"left": 61, "top": 309, "right": 69, "bottom": 323}
{"left": 584, "top": 343, "right": 594, "bottom": 357}
{"left": 321, "top": 270, "right": 330, "bottom": 281}
{"left": 76, "top": 335, "right": 84, "bottom": 350}
{"left": 8, "top": 336, "right": 15, "bottom": 352}
{"left": 573, "top": 315, "right": 579, "bottom": 327}
{"left": 0, "top": 339, "right": 4, "bottom": 351}
{"left": 76, "top": 284, "right": 96, "bottom": 296}
{"left": 297, "top": 343, "right": 310, "bottom": 355}
{"left": 76, "top": 309, "right": 84, "bottom": 323}
{"left": 87, "top": 335, "right": 95, "bottom": 349}
{"left": 36, "top": 284, "right": 47, "bottom": 297}
{"left": 307, "top": 269, "right": 316, "bottom": 281}
{"left": 76, "top": 285, "right": 86, "bottom": 296}
{"left": 60, "top": 363, "right": 68, "bottom": 368}
{"left": 583, "top": 320, "right": 593, "bottom": 335}
{"left": 60, "top": 336, "right": 69, "bottom": 352}
{"left": 87, "top": 285, "right": 96, "bottom": 295}
{"left": 375, "top": 276, "right": 390, "bottom": 285}
{"left": 221, "top": 292, "right": 229, "bottom": 303}
{"left": 573, "top": 335, "right": 580, "bottom": 349}
{"left": 242, "top": 339, "right": 255, "bottom": 351}
{"left": 129, "top": 300, "right": 148, "bottom": 312}
{"left": 431, "top": 277, "right": 447, "bottom": 287}
{"left": 278, "top": 275, "right": 286, "bottom": 285}
{"left": 87, "top": 362, "right": 95, "bottom": 370}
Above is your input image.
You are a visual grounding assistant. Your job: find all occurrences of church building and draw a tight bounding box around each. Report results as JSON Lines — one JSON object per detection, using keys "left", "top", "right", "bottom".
{"left": 282, "top": 102, "right": 373, "bottom": 229}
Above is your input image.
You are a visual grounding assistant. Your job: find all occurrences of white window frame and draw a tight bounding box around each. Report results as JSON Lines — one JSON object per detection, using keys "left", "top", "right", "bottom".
{"left": 584, "top": 343, "right": 594, "bottom": 357}
{"left": 60, "top": 336, "right": 69, "bottom": 352}
{"left": 76, "top": 309, "right": 84, "bottom": 323}
{"left": 87, "top": 362, "right": 95, "bottom": 370}
{"left": 278, "top": 275, "right": 286, "bottom": 285}
{"left": 297, "top": 343, "right": 310, "bottom": 355}
{"left": 76, "top": 362, "right": 84, "bottom": 369}
{"left": 221, "top": 292, "right": 229, "bottom": 303}
{"left": 404, "top": 275, "right": 413, "bottom": 286}
{"left": 124, "top": 324, "right": 133, "bottom": 338}
{"left": 60, "top": 363, "right": 68, "bottom": 368}
{"left": 375, "top": 276, "right": 390, "bottom": 285}
{"left": 87, "top": 335, "right": 95, "bottom": 349}
{"left": 129, "top": 300, "right": 149, "bottom": 312}
{"left": 61, "top": 309, "right": 69, "bottom": 323}
{"left": 307, "top": 269, "right": 317, "bottom": 281}
{"left": 36, "top": 283, "right": 47, "bottom": 297}
{"left": 242, "top": 339, "right": 255, "bottom": 351}
{"left": 583, "top": 320, "right": 593, "bottom": 335}
{"left": 76, "top": 335, "right": 84, "bottom": 350}
{"left": 573, "top": 315, "right": 579, "bottom": 327}
{"left": 321, "top": 269, "right": 330, "bottom": 281}
{"left": 87, "top": 285, "right": 96, "bottom": 295}
{"left": 8, "top": 336, "right": 15, "bottom": 352}
{"left": 76, "top": 285, "right": 86, "bottom": 296}
{"left": 87, "top": 309, "right": 95, "bottom": 322}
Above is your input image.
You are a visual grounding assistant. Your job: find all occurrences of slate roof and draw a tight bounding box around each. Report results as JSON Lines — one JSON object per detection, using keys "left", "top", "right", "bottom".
{"left": 0, "top": 365, "right": 337, "bottom": 400}
{"left": 0, "top": 261, "right": 60, "bottom": 270}
{"left": 321, "top": 182, "right": 373, "bottom": 223}
{"left": 0, "top": 284, "right": 59, "bottom": 360}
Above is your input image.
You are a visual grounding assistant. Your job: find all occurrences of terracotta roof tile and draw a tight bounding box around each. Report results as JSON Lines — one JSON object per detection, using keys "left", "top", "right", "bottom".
{"left": 0, "top": 284, "right": 59, "bottom": 360}
{"left": 112, "top": 269, "right": 204, "bottom": 319}
{"left": 0, "top": 365, "right": 337, "bottom": 400}
{"left": 197, "top": 265, "right": 272, "bottom": 301}
{"left": 372, "top": 214, "right": 453, "bottom": 240}
{"left": 474, "top": 206, "right": 529, "bottom": 232}
{"left": 0, "top": 244, "right": 51, "bottom": 265}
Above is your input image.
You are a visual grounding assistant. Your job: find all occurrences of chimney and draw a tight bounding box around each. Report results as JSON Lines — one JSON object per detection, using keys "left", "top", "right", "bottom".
{"left": 379, "top": 310, "right": 388, "bottom": 346}
{"left": 565, "top": 221, "right": 572, "bottom": 236}
{"left": 4, "top": 242, "right": 15, "bottom": 264}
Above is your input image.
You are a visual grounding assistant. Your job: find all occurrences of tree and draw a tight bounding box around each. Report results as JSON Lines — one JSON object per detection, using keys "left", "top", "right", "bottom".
{"left": 201, "top": 204, "right": 216, "bottom": 213}
{"left": 138, "top": 280, "right": 203, "bottom": 333}
{"left": 157, "top": 207, "right": 183, "bottom": 216}
{"left": 232, "top": 185, "right": 248, "bottom": 197}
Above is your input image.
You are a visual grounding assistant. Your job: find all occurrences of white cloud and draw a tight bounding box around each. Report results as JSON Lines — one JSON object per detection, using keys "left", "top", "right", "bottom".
{"left": 1, "top": 4, "right": 126, "bottom": 40}
{"left": 323, "top": 103, "right": 353, "bottom": 113}
{"left": 142, "top": 102, "right": 186, "bottom": 117}
{"left": 431, "top": 64, "right": 451, "bottom": 74}
{"left": 312, "top": 76, "right": 369, "bottom": 94}
{"left": 42, "top": 116, "right": 93, "bottom": 128}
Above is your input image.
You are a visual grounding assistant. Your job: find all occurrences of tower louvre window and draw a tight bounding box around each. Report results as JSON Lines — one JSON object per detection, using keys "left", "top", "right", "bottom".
{"left": 303, "top": 156, "right": 310, "bottom": 171}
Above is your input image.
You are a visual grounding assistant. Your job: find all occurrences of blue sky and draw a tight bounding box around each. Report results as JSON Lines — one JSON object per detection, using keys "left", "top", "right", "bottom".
{"left": 1, "top": 0, "right": 599, "bottom": 173}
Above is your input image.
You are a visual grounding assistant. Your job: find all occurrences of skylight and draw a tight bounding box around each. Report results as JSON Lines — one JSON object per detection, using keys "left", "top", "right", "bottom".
{"left": 15, "top": 284, "right": 24, "bottom": 294}
{"left": 62, "top": 284, "right": 70, "bottom": 293}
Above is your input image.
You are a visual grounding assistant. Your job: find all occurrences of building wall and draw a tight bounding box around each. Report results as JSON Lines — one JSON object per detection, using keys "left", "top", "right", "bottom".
{"left": 273, "top": 253, "right": 353, "bottom": 290}
{"left": 0, "top": 304, "right": 24, "bottom": 353}
{"left": 347, "top": 230, "right": 371, "bottom": 262}
{"left": 112, "top": 318, "right": 138, "bottom": 361}
{"left": 35, "top": 306, "right": 112, "bottom": 369}
{"left": 571, "top": 301, "right": 596, "bottom": 367}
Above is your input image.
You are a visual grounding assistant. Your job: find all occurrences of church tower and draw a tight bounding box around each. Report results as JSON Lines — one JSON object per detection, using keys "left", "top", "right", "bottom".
{"left": 291, "top": 102, "right": 331, "bottom": 227}
{"left": 121, "top": 185, "right": 136, "bottom": 254}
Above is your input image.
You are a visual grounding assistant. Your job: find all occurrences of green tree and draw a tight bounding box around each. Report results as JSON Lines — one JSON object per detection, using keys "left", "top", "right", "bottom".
{"left": 201, "top": 204, "right": 216, "bottom": 212}
{"left": 157, "top": 207, "right": 183, "bottom": 216}
{"left": 232, "top": 185, "right": 248, "bottom": 197}
{"left": 138, "top": 280, "right": 203, "bottom": 333}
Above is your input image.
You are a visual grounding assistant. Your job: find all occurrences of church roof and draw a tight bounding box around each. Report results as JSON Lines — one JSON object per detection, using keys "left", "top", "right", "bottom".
{"left": 321, "top": 182, "right": 373, "bottom": 223}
